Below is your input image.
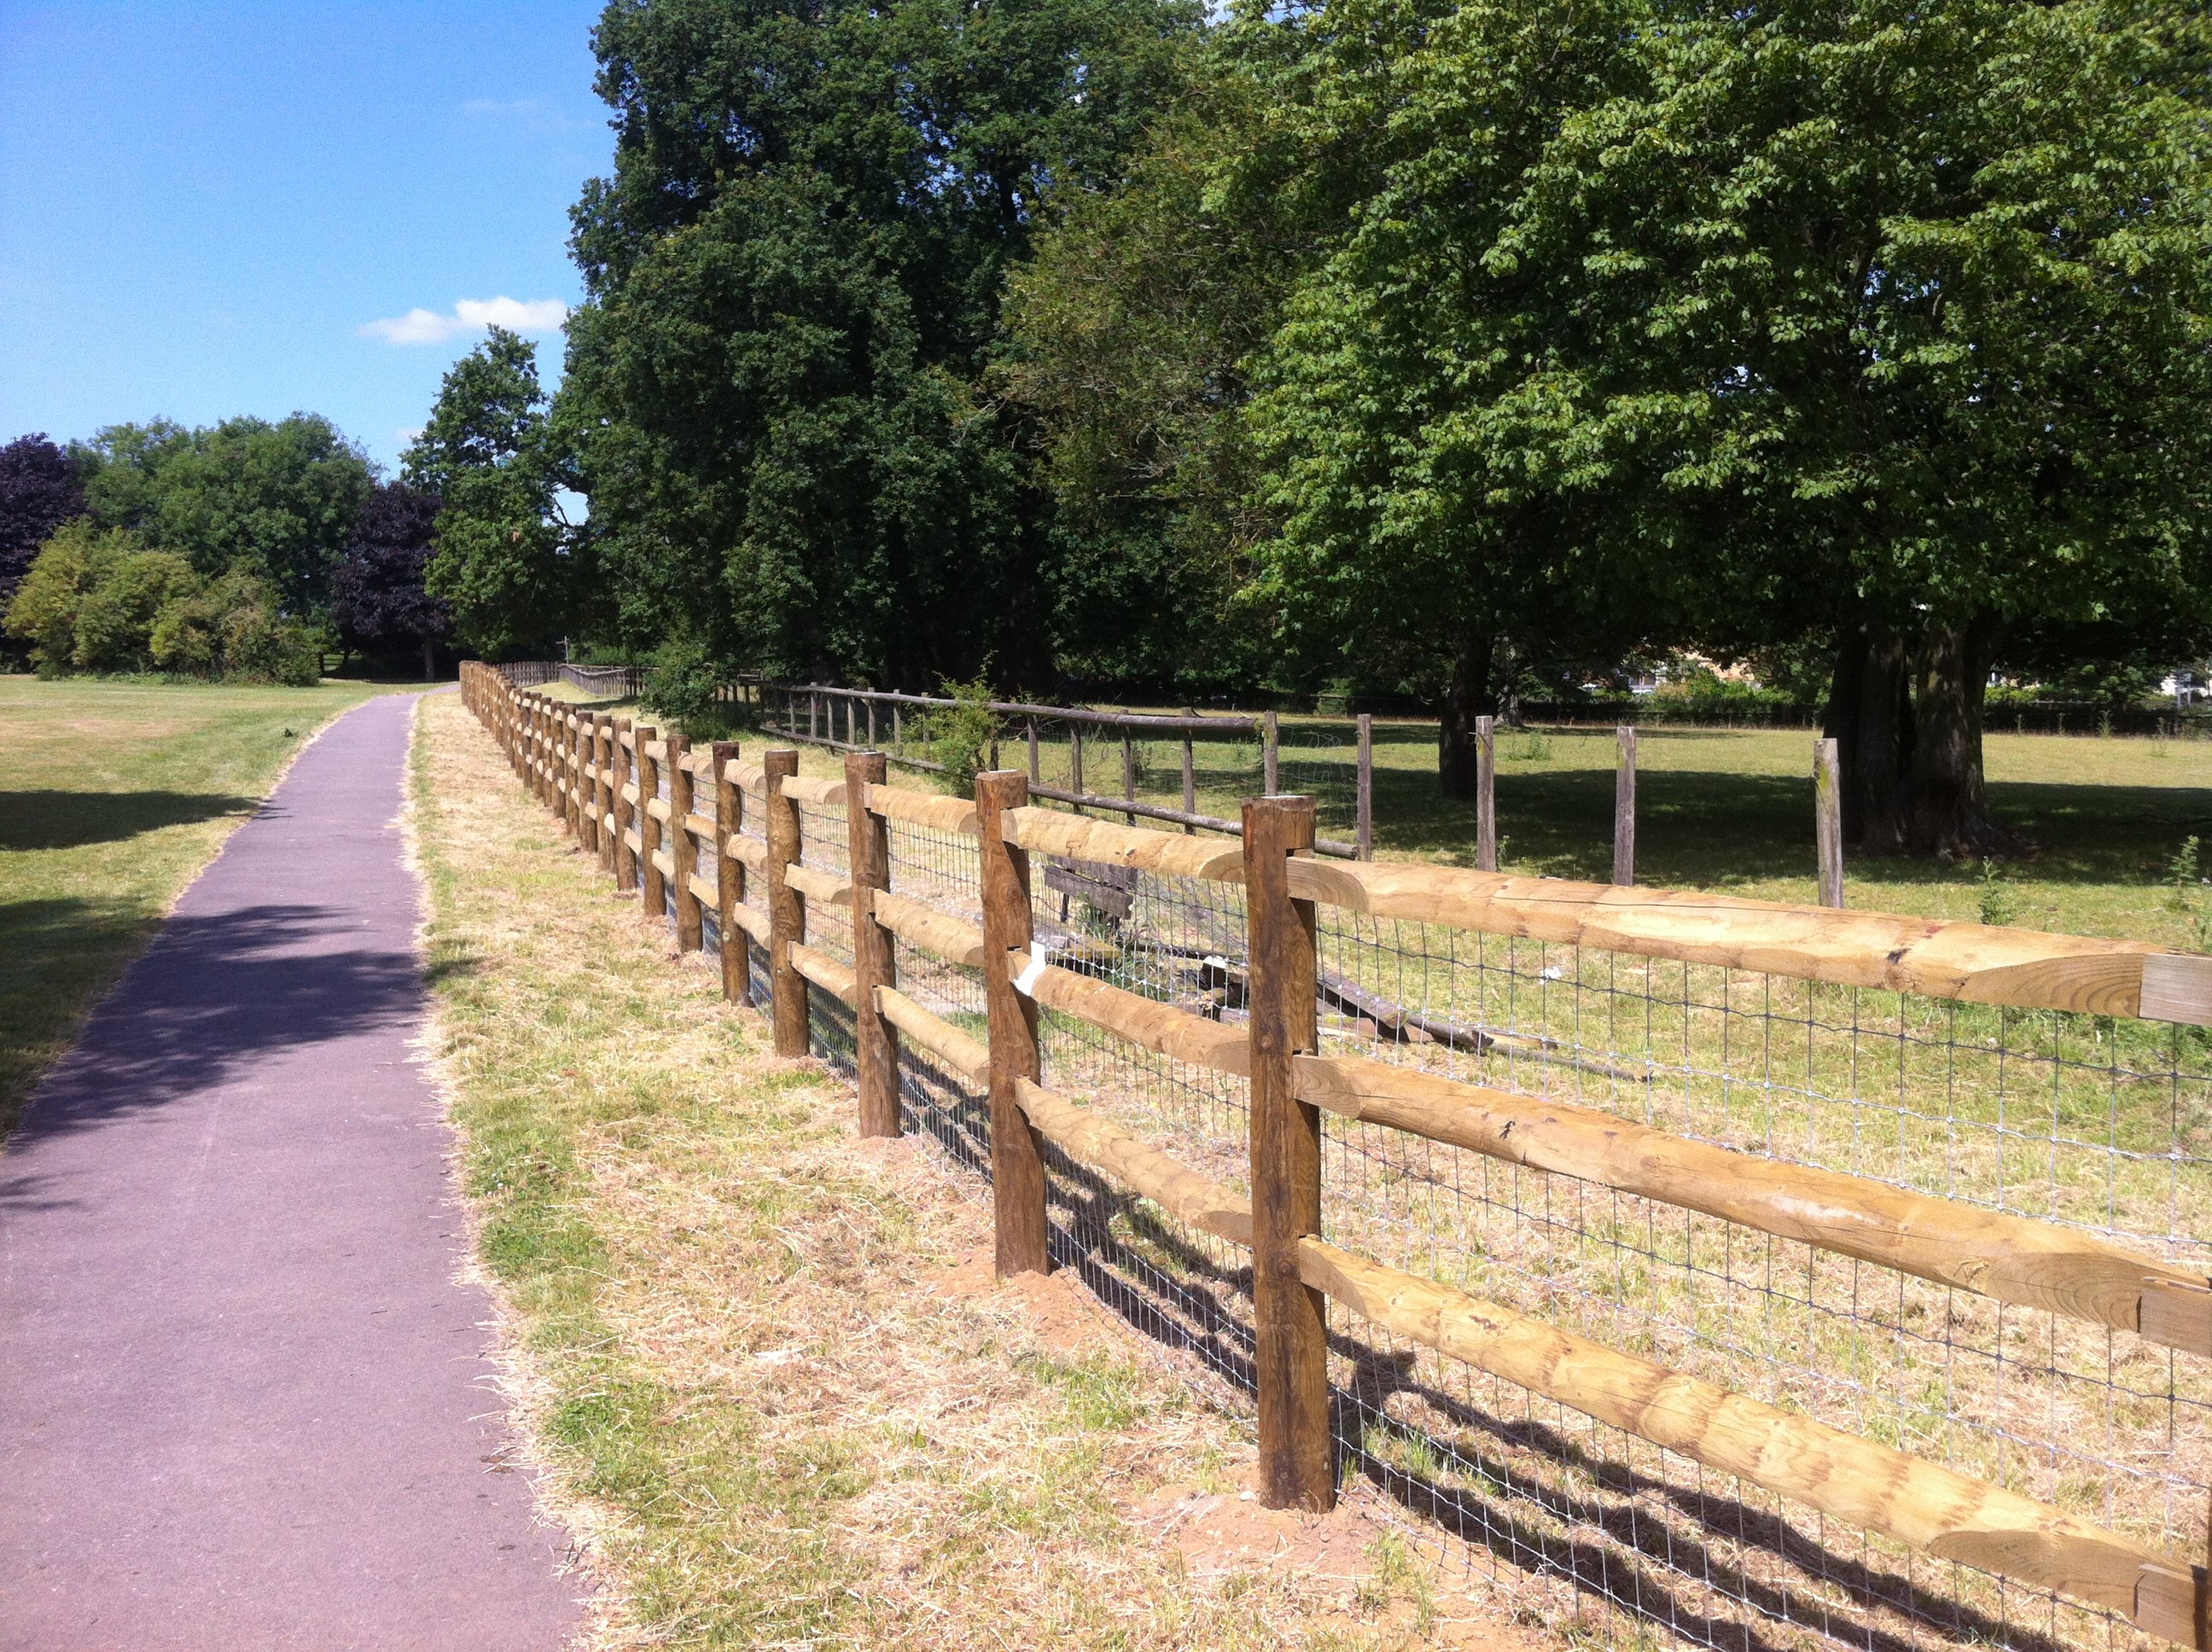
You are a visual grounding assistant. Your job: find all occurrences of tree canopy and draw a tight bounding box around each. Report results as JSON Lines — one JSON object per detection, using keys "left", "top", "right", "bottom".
{"left": 412, "top": 329, "right": 581, "bottom": 658}
{"left": 0, "top": 433, "right": 86, "bottom": 618}
{"left": 332, "top": 481, "right": 451, "bottom": 676}
{"left": 73, "top": 415, "right": 374, "bottom": 619}
{"left": 558, "top": 0, "right": 1205, "bottom": 690}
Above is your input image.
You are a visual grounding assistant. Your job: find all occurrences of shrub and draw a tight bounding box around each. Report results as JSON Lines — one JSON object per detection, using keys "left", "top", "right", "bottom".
{"left": 641, "top": 636, "right": 740, "bottom": 737}
{"left": 917, "top": 675, "right": 1001, "bottom": 797}
{"left": 3, "top": 522, "right": 320, "bottom": 683}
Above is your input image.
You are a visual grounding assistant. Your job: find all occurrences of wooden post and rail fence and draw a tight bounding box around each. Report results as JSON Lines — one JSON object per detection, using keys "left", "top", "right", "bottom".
{"left": 461, "top": 660, "right": 2212, "bottom": 1649}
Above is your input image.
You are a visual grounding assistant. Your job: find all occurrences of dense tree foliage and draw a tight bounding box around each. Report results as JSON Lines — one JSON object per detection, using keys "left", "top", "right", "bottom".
{"left": 73, "top": 416, "right": 374, "bottom": 619}
{"left": 1008, "top": 0, "right": 2212, "bottom": 849}
{"left": 0, "top": 434, "right": 86, "bottom": 617}
{"left": 332, "top": 482, "right": 451, "bottom": 677}
{"left": 559, "top": 0, "right": 1203, "bottom": 690}
{"left": 4, "top": 521, "right": 320, "bottom": 683}
{"left": 410, "top": 330, "right": 580, "bottom": 658}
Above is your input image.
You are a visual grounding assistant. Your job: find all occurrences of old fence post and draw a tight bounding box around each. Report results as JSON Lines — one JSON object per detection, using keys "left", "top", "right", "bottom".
{"left": 1121, "top": 730, "right": 1138, "bottom": 825}
{"left": 668, "top": 736, "right": 702, "bottom": 952}
{"left": 1614, "top": 725, "right": 1637, "bottom": 887}
{"left": 1355, "top": 713, "right": 1374, "bottom": 860}
{"left": 613, "top": 719, "right": 639, "bottom": 893}
{"left": 567, "top": 710, "right": 587, "bottom": 841}
{"left": 594, "top": 714, "right": 617, "bottom": 874}
{"left": 1243, "top": 792, "right": 1333, "bottom": 1512}
{"left": 764, "top": 748, "right": 807, "bottom": 1057}
{"left": 1815, "top": 736, "right": 1845, "bottom": 908}
{"left": 713, "top": 740, "right": 748, "bottom": 1005}
{"left": 637, "top": 726, "right": 666, "bottom": 928}
{"left": 1069, "top": 724, "right": 1086, "bottom": 813}
{"left": 1263, "top": 708, "right": 1280, "bottom": 794}
{"left": 1476, "top": 715, "right": 1498, "bottom": 874}
{"left": 1180, "top": 724, "right": 1196, "bottom": 834}
{"left": 976, "top": 770, "right": 1050, "bottom": 1277}
{"left": 847, "top": 752, "right": 901, "bottom": 1137}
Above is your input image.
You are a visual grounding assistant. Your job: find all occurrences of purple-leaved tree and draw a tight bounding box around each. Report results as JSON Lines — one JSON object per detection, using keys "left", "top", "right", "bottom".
{"left": 0, "top": 434, "right": 86, "bottom": 616}
{"left": 331, "top": 481, "right": 451, "bottom": 678}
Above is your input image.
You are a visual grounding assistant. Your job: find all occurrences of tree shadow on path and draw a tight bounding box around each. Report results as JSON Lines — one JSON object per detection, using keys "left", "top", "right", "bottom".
{"left": 1, "top": 904, "right": 463, "bottom": 1200}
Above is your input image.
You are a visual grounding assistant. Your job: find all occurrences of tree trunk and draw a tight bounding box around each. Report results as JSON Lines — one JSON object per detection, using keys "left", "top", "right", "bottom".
{"left": 1825, "top": 623, "right": 1912, "bottom": 850}
{"left": 422, "top": 634, "right": 437, "bottom": 681}
{"left": 1904, "top": 618, "right": 2018, "bottom": 858}
{"left": 1438, "top": 632, "right": 1497, "bottom": 800}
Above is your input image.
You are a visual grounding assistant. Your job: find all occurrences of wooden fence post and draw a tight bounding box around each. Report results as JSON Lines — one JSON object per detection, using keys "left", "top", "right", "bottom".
{"left": 1815, "top": 736, "right": 1845, "bottom": 909}
{"left": 1614, "top": 725, "right": 1637, "bottom": 887}
{"left": 1263, "top": 708, "right": 1280, "bottom": 794}
{"left": 713, "top": 741, "right": 749, "bottom": 1005}
{"left": 1243, "top": 793, "right": 1333, "bottom": 1512}
{"left": 847, "top": 752, "right": 901, "bottom": 1137}
{"left": 668, "top": 736, "right": 702, "bottom": 951}
{"left": 1476, "top": 716, "right": 1498, "bottom": 874}
{"left": 1121, "top": 730, "right": 1138, "bottom": 825}
{"left": 1069, "top": 724, "right": 1086, "bottom": 813}
{"left": 567, "top": 711, "right": 587, "bottom": 841}
{"left": 594, "top": 714, "right": 617, "bottom": 873}
{"left": 1181, "top": 725, "right": 1196, "bottom": 834}
{"left": 1355, "top": 713, "right": 1374, "bottom": 860}
{"left": 1027, "top": 718, "right": 1040, "bottom": 785}
{"left": 976, "top": 770, "right": 1050, "bottom": 1277}
{"left": 637, "top": 726, "right": 666, "bottom": 928}
{"left": 764, "top": 749, "right": 808, "bottom": 1057}
{"left": 612, "top": 719, "right": 638, "bottom": 893}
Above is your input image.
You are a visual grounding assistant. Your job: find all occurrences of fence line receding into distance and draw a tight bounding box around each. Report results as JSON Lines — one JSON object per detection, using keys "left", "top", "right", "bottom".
{"left": 463, "top": 660, "right": 2212, "bottom": 1652}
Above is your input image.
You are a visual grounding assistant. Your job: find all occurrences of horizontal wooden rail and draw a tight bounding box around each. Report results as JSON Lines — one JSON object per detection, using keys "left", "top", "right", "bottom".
{"left": 1005, "top": 949, "right": 1249, "bottom": 1074}
{"left": 621, "top": 828, "right": 643, "bottom": 858}
{"left": 683, "top": 811, "right": 715, "bottom": 842}
{"left": 785, "top": 864, "right": 852, "bottom": 907}
{"left": 859, "top": 782, "right": 980, "bottom": 836}
{"left": 1014, "top": 1078, "right": 1253, "bottom": 1246}
{"left": 649, "top": 849, "right": 675, "bottom": 881}
{"left": 1002, "top": 807, "right": 1245, "bottom": 882}
{"left": 645, "top": 796, "right": 672, "bottom": 823}
{"left": 725, "top": 899, "right": 770, "bottom": 945}
{"left": 727, "top": 759, "right": 769, "bottom": 795}
{"left": 1295, "top": 1054, "right": 2212, "bottom": 1355}
{"left": 1026, "top": 783, "right": 1359, "bottom": 859}
{"left": 723, "top": 833, "right": 766, "bottom": 871}
{"left": 788, "top": 942, "right": 858, "bottom": 1005}
{"left": 1284, "top": 860, "right": 2212, "bottom": 1027}
{"left": 870, "top": 890, "right": 986, "bottom": 968}
{"left": 875, "top": 986, "right": 989, "bottom": 1087}
{"left": 687, "top": 873, "right": 717, "bottom": 912}
{"left": 1294, "top": 1236, "right": 2203, "bottom": 1641}
{"left": 620, "top": 782, "right": 641, "bottom": 807}
{"left": 782, "top": 776, "right": 847, "bottom": 807}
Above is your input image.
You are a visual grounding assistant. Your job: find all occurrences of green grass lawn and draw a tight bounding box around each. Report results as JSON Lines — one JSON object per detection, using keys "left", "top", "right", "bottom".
{"left": 0, "top": 675, "right": 430, "bottom": 1136}
{"left": 525, "top": 684, "right": 2212, "bottom": 947}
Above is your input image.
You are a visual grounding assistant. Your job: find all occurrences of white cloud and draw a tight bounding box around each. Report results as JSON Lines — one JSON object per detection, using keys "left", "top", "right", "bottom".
{"left": 358, "top": 296, "right": 568, "bottom": 346}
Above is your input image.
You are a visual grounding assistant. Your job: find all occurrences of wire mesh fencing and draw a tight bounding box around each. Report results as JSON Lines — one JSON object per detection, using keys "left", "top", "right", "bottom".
{"left": 469, "top": 666, "right": 2212, "bottom": 1652}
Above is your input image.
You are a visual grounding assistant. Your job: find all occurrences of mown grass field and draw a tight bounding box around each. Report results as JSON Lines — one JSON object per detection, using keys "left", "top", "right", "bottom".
{"left": 567, "top": 678, "right": 2212, "bottom": 949}
{"left": 0, "top": 674, "right": 428, "bottom": 1136}
{"left": 410, "top": 689, "right": 1527, "bottom": 1650}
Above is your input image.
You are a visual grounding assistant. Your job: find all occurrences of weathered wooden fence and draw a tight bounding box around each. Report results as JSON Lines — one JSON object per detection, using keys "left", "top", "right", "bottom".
{"left": 463, "top": 660, "right": 2212, "bottom": 1652}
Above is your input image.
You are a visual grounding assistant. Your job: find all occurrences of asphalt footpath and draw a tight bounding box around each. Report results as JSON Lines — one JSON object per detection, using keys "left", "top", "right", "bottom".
{"left": 0, "top": 690, "right": 581, "bottom": 1651}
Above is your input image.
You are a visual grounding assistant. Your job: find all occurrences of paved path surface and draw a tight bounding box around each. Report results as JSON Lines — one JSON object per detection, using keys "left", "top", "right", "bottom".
{"left": 0, "top": 693, "right": 580, "bottom": 1651}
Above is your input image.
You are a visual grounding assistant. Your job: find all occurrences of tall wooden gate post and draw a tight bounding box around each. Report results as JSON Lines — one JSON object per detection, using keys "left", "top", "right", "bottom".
{"left": 1814, "top": 737, "right": 1845, "bottom": 909}
{"left": 637, "top": 727, "right": 666, "bottom": 927}
{"left": 668, "top": 736, "right": 703, "bottom": 951}
{"left": 1614, "top": 725, "right": 1638, "bottom": 887}
{"left": 976, "top": 771, "right": 1050, "bottom": 1277}
{"left": 713, "top": 741, "right": 749, "bottom": 1005}
{"left": 846, "top": 752, "right": 901, "bottom": 1137}
{"left": 1476, "top": 715, "right": 1498, "bottom": 874}
{"left": 1243, "top": 793, "right": 1334, "bottom": 1512}
{"left": 612, "top": 719, "right": 638, "bottom": 893}
{"left": 764, "top": 749, "right": 807, "bottom": 1057}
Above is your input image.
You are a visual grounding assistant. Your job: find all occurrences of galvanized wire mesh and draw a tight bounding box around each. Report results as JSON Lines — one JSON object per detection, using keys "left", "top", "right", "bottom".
{"left": 669, "top": 760, "right": 2212, "bottom": 1652}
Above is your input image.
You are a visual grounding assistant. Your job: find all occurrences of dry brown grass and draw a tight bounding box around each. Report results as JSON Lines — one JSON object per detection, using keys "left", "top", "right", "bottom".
{"left": 408, "top": 689, "right": 1562, "bottom": 1650}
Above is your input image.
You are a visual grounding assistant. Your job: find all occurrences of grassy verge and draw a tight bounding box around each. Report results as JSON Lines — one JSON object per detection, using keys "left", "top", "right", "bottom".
{"left": 408, "top": 689, "right": 1549, "bottom": 1649}
{"left": 0, "top": 673, "right": 427, "bottom": 1135}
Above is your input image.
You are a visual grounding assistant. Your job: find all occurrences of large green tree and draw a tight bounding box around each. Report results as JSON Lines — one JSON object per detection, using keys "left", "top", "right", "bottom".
{"left": 560, "top": 0, "right": 1202, "bottom": 691}
{"left": 411, "top": 329, "right": 583, "bottom": 657}
{"left": 1230, "top": 0, "right": 2212, "bottom": 849}
{"left": 73, "top": 415, "right": 373, "bottom": 618}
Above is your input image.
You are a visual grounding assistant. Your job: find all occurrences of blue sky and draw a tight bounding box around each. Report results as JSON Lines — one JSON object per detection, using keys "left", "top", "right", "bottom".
{"left": 0, "top": 2, "right": 611, "bottom": 473}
